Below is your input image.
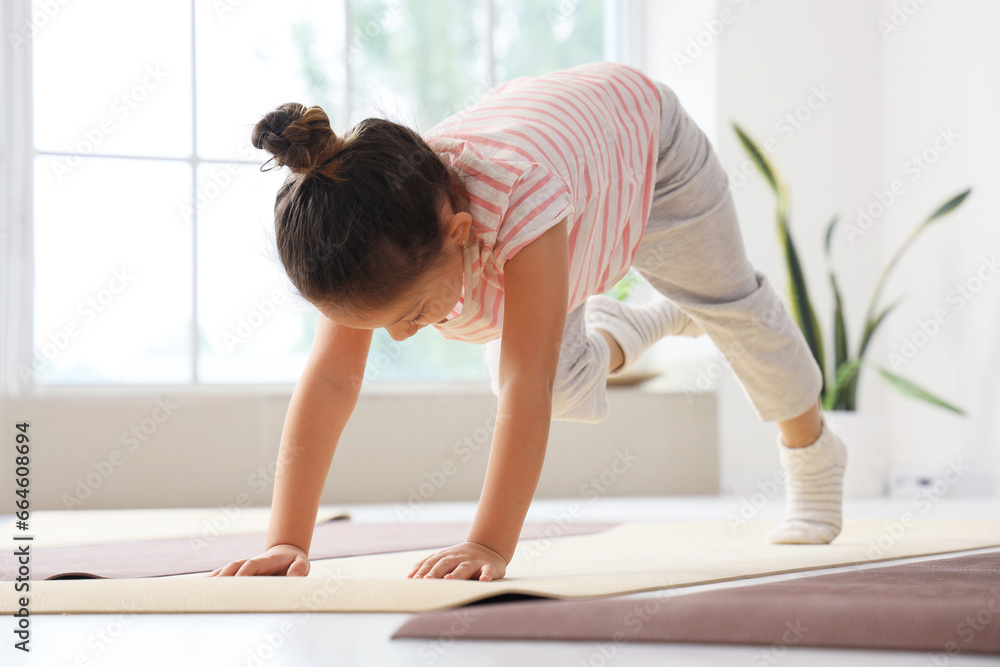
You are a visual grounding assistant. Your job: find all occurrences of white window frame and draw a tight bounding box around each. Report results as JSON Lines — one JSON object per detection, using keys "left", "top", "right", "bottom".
{"left": 0, "top": 0, "right": 631, "bottom": 395}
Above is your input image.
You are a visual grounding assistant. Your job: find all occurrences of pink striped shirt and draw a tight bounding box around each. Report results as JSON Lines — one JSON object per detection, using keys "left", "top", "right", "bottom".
{"left": 426, "top": 61, "right": 662, "bottom": 344}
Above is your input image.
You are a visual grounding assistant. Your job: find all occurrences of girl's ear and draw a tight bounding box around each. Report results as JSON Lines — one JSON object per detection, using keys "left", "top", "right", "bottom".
{"left": 444, "top": 210, "right": 473, "bottom": 248}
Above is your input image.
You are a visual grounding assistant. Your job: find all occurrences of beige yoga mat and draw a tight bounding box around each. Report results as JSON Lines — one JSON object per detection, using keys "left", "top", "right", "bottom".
{"left": 2, "top": 521, "right": 616, "bottom": 580}
{"left": 8, "top": 518, "right": 999, "bottom": 615}
{"left": 1, "top": 506, "right": 350, "bottom": 548}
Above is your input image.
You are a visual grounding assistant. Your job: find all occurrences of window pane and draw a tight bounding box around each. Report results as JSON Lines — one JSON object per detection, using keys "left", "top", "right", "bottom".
{"left": 194, "top": 159, "right": 489, "bottom": 383}
{"left": 367, "top": 329, "right": 489, "bottom": 383}
{"left": 32, "top": 0, "right": 191, "bottom": 158}
{"left": 339, "top": 0, "right": 491, "bottom": 383}
{"left": 494, "top": 0, "right": 606, "bottom": 80}
{"left": 349, "top": 0, "right": 489, "bottom": 130}
{"left": 196, "top": 0, "right": 348, "bottom": 161}
{"left": 196, "top": 163, "right": 314, "bottom": 383}
{"left": 32, "top": 157, "right": 192, "bottom": 385}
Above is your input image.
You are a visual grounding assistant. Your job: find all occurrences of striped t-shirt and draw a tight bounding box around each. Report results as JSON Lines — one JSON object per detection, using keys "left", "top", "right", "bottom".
{"left": 426, "top": 61, "right": 662, "bottom": 344}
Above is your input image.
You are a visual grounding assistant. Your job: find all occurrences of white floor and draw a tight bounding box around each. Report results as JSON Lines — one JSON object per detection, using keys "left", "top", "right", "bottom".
{"left": 23, "top": 496, "right": 1000, "bottom": 666}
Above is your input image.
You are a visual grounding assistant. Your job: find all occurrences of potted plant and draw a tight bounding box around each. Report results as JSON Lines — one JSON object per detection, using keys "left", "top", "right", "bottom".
{"left": 733, "top": 123, "right": 969, "bottom": 494}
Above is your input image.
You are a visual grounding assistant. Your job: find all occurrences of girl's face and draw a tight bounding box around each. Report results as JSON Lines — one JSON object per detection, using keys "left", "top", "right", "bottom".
{"left": 319, "top": 199, "right": 471, "bottom": 341}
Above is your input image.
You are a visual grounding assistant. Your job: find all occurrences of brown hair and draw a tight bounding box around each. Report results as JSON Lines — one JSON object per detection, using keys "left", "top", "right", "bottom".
{"left": 251, "top": 103, "right": 457, "bottom": 315}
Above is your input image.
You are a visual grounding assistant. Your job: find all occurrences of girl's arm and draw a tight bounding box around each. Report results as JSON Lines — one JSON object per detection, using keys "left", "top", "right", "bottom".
{"left": 207, "top": 315, "right": 372, "bottom": 577}
{"left": 408, "top": 218, "right": 570, "bottom": 581}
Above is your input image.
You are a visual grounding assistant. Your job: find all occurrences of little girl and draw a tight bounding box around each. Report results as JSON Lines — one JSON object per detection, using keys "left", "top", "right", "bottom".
{"left": 208, "top": 61, "right": 847, "bottom": 582}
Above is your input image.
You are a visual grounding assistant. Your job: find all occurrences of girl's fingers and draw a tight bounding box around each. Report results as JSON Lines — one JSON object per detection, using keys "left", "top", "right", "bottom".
{"left": 408, "top": 555, "right": 432, "bottom": 578}
{"left": 425, "top": 556, "right": 464, "bottom": 579}
{"left": 217, "top": 559, "right": 249, "bottom": 577}
{"left": 442, "top": 562, "right": 478, "bottom": 580}
{"left": 234, "top": 559, "right": 260, "bottom": 577}
{"left": 287, "top": 556, "right": 310, "bottom": 577}
{"left": 480, "top": 563, "right": 498, "bottom": 582}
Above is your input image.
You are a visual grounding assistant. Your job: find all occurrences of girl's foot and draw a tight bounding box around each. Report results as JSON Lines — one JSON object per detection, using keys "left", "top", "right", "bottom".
{"left": 585, "top": 295, "right": 701, "bottom": 373}
{"left": 767, "top": 418, "right": 848, "bottom": 544}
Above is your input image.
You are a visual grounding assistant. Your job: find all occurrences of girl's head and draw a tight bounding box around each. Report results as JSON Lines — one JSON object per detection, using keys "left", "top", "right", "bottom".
{"left": 252, "top": 103, "right": 471, "bottom": 340}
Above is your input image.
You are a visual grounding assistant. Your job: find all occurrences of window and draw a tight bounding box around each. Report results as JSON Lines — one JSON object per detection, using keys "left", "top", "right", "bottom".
{"left": 3, "top": 0, "right": 620, "bottom": 389}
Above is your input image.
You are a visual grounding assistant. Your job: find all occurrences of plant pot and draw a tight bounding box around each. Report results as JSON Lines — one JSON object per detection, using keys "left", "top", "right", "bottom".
{"left": 823, "top": 409, "right": 889, "bottom": 498}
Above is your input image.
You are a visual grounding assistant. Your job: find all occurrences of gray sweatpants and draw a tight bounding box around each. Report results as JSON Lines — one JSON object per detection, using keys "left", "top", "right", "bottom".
{"left": 486, "top": 80, "right": 823, "bottom": 424}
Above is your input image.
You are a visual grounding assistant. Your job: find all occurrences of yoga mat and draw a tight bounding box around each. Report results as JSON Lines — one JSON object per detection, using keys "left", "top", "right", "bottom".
{"left": 392, "top": 551, "right": 1000, "bottom": 655}
{"left": 1, "top": 521, "right": 617, "bottom": 580}
{"left": 0, "top": 506, "right": 350, "bottom": 548}
{"left": 5, "top": 518, "right": 999, "bottom": 615}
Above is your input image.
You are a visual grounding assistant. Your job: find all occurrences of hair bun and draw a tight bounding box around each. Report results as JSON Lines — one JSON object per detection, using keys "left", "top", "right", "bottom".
{"left": 252, "top": 103, "right": 345, "bottom": 177}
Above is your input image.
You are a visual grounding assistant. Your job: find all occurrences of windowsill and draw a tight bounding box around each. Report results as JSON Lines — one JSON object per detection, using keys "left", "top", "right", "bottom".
{"left": 6, "top": 377, "right": 713, "bottom": 400}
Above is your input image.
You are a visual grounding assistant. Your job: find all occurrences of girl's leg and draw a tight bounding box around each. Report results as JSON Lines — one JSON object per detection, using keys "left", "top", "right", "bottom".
{"left": 610, "top": 80, "right": 848, "bottom": 544}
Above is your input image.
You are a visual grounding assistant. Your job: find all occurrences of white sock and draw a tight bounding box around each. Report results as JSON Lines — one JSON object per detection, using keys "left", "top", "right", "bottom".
{"left": 585, "top": 295, "right": 700, "bottom": 373}
{"left": 767, "top": 418, "right": 848, "bottom": 545}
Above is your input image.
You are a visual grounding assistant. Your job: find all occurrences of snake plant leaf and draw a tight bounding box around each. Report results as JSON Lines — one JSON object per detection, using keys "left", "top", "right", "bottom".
{"left": 863, "top": 189, "right": 971, "bottom": 326}
{"left": 783, "top": 222, "right": 826, "bottom": 391}
{"left": 858, "top": 296, "right": 905, "bottom": 359}
{"left": 922, "top": 188, "right": 971, "bottom": 229}
{"left": 845, "top": 296, "right": 905, "bottom": 409}
{"left": 822, "top": 358, "right": 863, "bottom": 411}
{"left": 822, "top": 215, "right": 847, "bottom": 400}
{"left": 823, "top": 215, "right": 839, "bottom": 260}
{"left": 830, "top": 270, "right": 849, "bottom": 380}
{"left": 733, "top": 124, "right": 825, "bottom": 389}
{"left": 733, "top": 123, "right": 780, "bottom": 195}
{"left": 875, "top": 366, "right": 967, "bottom": 416}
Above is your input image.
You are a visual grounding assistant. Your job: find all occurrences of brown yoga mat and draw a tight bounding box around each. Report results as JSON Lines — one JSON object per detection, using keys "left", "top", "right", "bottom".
{"left": 0, "top": 520, "right": 617, "bottom": 580}
{"left": 393, "top": 551, "right": 1000, "bottom": 655}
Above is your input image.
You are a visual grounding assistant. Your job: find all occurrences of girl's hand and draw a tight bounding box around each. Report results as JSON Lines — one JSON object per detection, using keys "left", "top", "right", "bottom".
{"left": 407, "top": 541, "right": 507, "bottom": 581}
{"left": 204, "top": 543, "right": 310, "bottom": 577}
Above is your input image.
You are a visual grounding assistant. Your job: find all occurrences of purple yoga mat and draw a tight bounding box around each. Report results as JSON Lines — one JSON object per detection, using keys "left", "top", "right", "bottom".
{"left": 393, "top": 551, "right": 1000, "bottom": 655}
{"left": 0, "top": 520, "right": 617, "bottom": 580}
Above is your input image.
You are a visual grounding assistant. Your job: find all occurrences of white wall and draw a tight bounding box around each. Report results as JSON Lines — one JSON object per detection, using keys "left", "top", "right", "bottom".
{"left": 879, "top": 0, "right": 1000, "bottom": 495}
{"left": 640, "top": 0, "right": 998, "bottom": 496}
{"left": 0, "top": 387, "right": 717, "bottom": 510}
